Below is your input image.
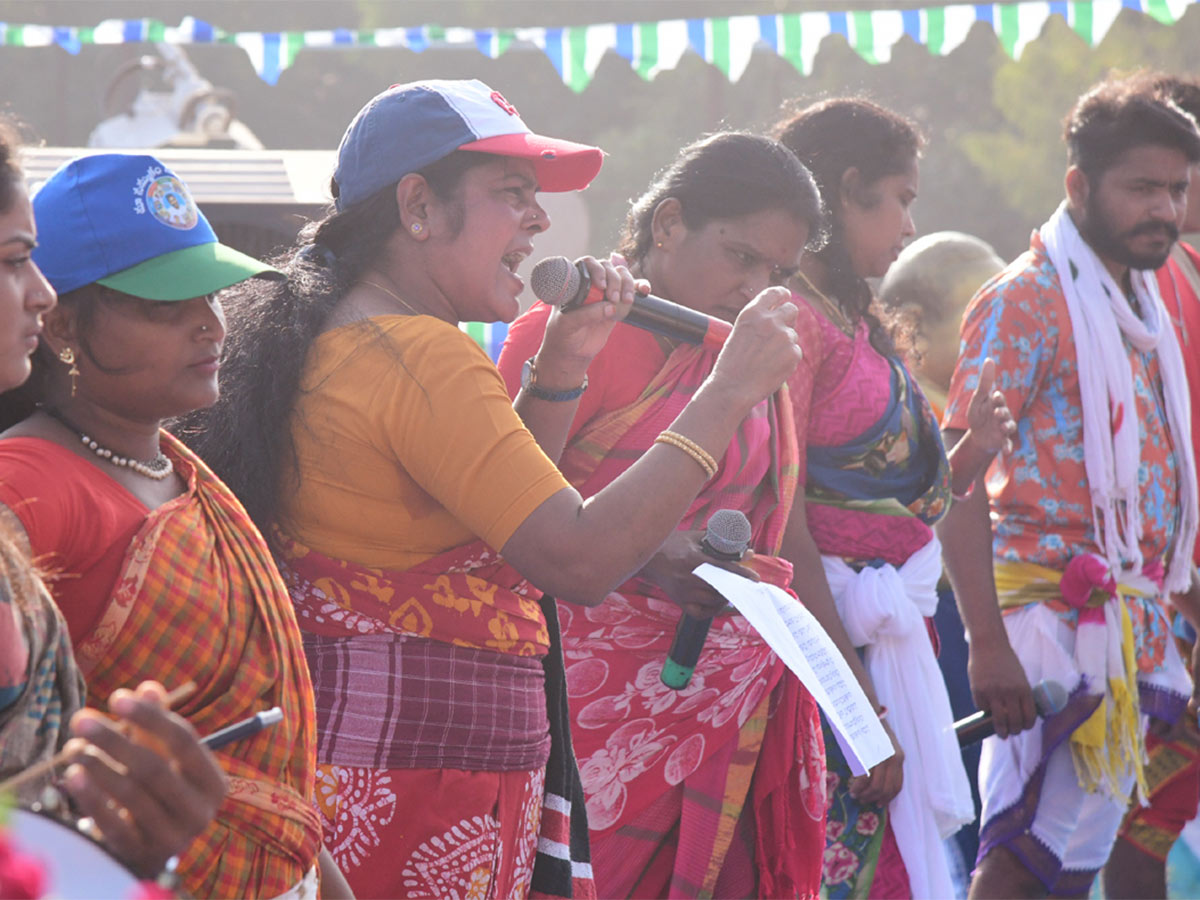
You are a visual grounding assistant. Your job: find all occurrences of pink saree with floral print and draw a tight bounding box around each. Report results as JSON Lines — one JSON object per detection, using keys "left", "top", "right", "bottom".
{"left": 554, "top": 342, "right": 826, "bottom": 900}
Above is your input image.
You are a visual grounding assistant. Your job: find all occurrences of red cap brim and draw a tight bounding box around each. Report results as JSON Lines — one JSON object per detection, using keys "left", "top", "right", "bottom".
{"left": 459, "top": 132, "right": 604, "bottom": 192}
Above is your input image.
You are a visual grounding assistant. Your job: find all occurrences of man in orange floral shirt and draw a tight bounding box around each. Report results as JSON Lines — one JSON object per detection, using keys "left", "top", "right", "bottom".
{"left": 940, "top": 74, "right": 1200, "bottom": 899}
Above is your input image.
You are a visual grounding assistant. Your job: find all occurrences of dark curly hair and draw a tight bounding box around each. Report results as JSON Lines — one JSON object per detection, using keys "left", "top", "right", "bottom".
{"left": 773, "top": 97, "right": 923, "bottom": 358}
{"left": 1066, "top": 71, "right": 1200, "bottom": 183}
{"left": 616, "top": 131, "right": 824, "bottom": 266}
{"left": 1152, "top": 73, "right": 1200, "bottom": 122}
{"left": 175, "top": 150, "right": 491, "bottom": 533}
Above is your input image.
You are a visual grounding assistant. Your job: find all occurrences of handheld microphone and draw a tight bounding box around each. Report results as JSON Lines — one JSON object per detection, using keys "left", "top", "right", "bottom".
{"left": 531, "top": 256, "right": 733, "bottom": 351}
{"left": 661, "top": 509, "right": 752, "bottom": 690}
{"left": 954, "top": 679, "right": 1068, "bottom": 746}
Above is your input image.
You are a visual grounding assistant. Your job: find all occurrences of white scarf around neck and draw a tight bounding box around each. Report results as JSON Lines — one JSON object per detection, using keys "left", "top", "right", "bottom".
{"left": 1039, "top": 202, "right": 1197, "bottom": 592}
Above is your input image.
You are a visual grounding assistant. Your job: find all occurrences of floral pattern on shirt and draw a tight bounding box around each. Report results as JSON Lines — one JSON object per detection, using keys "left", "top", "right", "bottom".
{"left": 943, "top": 232, "right": 1180, "bottom": 573}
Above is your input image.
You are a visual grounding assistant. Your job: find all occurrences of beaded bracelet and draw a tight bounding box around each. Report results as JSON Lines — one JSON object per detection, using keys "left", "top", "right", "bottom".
{"left": 654, "top": 430, "right": 719, "bottom": 479}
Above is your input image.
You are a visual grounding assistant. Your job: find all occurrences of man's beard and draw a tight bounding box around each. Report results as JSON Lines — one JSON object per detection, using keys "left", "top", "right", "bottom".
{"left": 1078, "top": 192, "right": 1180, "bottom": 271}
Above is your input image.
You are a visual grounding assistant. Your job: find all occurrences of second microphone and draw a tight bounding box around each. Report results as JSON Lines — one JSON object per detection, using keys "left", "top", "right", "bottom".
{"left": 660, "top": 509, "right": 752, "bottom": 690}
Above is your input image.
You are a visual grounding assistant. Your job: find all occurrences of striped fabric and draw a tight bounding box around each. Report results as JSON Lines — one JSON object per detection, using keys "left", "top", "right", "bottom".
{"left": 276, "top": 533, "right": 596, "bottom": 898}
{"left": 5, "top": 3, "right": 1193, "bottom": 88}
{"left": 560, "top": 343, "right": 798, "bottom": 553}
{"left": 73, "top": 433, "right": 319, "bottom": 900}
{"left": 301, "top": 632, "right": 552, "bottom": 770}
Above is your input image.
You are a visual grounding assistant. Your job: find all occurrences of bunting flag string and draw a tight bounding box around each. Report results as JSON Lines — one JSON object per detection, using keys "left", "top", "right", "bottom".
{"left": 1, "top": 0, "right": 1194, "bottom": 89}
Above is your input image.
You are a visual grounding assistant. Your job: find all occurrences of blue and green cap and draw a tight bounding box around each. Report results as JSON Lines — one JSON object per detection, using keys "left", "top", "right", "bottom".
{"left": 32, "top": 153, "right": 278, "bottom": 301}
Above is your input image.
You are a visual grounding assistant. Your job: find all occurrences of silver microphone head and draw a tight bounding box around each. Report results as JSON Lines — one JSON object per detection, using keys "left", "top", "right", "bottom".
{"left": 1032, "top": 679, "right": 1068, "bottom": 717}
{"left": 530, "top": 256, "right": 580, "bottom": 307}
{"left": 704, "top": 509, "right": 752, "bottom": 557}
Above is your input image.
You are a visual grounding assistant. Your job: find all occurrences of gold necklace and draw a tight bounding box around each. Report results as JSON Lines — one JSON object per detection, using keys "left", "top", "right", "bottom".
{"left": 359, "top": 279, "right": 423, "bottom": 317}
{"left": 790, "top": 269, "right": 853, "bottom": 334}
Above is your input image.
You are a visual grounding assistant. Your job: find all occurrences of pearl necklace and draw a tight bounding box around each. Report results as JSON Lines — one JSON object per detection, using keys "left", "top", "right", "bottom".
{"left": 43, "top": 407, "right": 174, "bottom": 481}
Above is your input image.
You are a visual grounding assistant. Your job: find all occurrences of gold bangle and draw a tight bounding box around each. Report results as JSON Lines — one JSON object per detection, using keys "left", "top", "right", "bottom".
{"left": 654, "top": 430, "right": 719, "bottom": 479}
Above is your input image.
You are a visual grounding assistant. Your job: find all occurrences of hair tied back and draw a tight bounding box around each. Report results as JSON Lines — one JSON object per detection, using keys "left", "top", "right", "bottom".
{"left": 300, "top": 242, "right": 338, "bottom": 268}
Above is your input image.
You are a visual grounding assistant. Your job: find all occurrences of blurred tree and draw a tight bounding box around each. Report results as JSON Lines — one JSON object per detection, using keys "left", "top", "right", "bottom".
{"left": 961, "top": 6, "right": 1200, "bottom": 247}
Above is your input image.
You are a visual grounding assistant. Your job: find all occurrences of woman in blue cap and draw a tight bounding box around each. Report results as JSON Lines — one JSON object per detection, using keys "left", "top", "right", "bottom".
{"left": 0, "top": 152, "right": 350, "bottom": 898}
{"left": 0, "top": 130, "right": 230, "bottom": 887}
{"left": 181, "top": 79, "right": 804, "bottom": 899}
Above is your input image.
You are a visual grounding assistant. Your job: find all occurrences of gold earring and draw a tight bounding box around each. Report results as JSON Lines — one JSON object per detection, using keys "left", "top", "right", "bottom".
{"left": 655, "top": 241, "right": 663, "bottom": 248}
{"left": 58, "top": 346, "right": 80, "bottom": 398}
{"left": 411, "top": 223, "right": 423, "bottom": 235}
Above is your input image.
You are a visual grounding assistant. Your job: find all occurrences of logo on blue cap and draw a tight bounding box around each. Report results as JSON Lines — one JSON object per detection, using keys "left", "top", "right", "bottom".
{"left": 33, "top": 152, "right": 277, "bottom": 300}
{"left": 133, "top": 166, "right": 200, "bottom": 231}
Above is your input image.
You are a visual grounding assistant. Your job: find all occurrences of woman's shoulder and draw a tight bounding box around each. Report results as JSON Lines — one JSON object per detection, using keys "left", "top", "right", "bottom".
{"left": 788, "top": 292, "right": 828, "bottom": 355}
{"left": 310, "top": 315, "right": 494, "bottom": 387}
{"left": 328, "top": 314, "right": 484, "bottom": 355}
{"left": 0, "top": 434, "right": 90, "bottom": 483}
{"left": 0, "top": 435, "right": 139, "bottom": 548}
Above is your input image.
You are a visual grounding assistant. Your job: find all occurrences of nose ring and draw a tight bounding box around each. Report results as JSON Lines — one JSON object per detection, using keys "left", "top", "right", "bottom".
{"left": 200, "top": 324, "right": 210, "bottom": 333}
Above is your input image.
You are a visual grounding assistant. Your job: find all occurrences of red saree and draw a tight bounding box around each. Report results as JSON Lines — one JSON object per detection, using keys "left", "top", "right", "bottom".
{"left": 275, "top": 533, "right": 597, "bottom": 900}
{"left": 554, "top": 341, "right": 825, "bottom": 899}
{"left": 72, "top": 434, "right": 319, "bottom": 900}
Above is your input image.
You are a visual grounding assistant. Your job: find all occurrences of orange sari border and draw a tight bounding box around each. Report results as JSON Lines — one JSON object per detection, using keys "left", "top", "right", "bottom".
{"left": 71, "top": 432, "right": 319, "bottom": 899}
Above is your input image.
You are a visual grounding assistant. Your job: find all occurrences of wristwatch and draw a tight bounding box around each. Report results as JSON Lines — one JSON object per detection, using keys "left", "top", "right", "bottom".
{"left": 521, "top": 356, "right": 588, "bottom": 402}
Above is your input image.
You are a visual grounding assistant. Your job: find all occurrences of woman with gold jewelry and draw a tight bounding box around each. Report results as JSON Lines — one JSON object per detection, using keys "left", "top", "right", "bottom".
{"left": 0, "top": 150, "right": 348, "bottom": 899}
{"left": 0, "top": 127, "right": 229, "bottom": 887}
{"left": 180, "top": 79, "right": 804, "bottom": 900}
{"left": 773, "top": 97, "right": 1015, "bottom": 899}
{"left": 498, "top": 131, "right": 834, "bottom": 899}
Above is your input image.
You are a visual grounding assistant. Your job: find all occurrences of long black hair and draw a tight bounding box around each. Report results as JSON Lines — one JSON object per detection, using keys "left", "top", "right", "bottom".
{"left": 175, "top": 150, "right": 491, "bottom": 533}
{"left": 617, "top": 131, "right": 824, "bottom": 266}
{"left": 774, "top": 97, "right": 923, "bottom": 357}
{"left": 0, "top": 120, "right": 22, "bottom": 215}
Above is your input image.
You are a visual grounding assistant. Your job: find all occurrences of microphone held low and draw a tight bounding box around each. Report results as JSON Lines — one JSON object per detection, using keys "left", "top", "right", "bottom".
{"left": 660, "top": 509, "right": 752, "bottom": 691}
{"left": 531, "top": 256, "right": 733, "bottom": 351}
{"left": 954, "top": 679, "right": 1069, "bottom": 746}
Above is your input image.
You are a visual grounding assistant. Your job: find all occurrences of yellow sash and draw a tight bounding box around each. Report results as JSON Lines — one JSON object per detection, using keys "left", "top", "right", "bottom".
{"left": 994, "top": 560, "right": 1147, "bottom": 797}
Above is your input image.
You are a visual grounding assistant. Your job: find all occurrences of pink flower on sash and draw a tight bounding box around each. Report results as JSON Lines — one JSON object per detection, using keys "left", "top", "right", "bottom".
{"left": 825, "top": 771, "right": 841, "bottom": 811}
{"left": 1060, "top": 554, "right": 1116, "bottom": 625}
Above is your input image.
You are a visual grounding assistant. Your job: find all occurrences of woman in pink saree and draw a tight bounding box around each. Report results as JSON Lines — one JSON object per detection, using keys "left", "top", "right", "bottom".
{"left": 500, "top": 133, "right": 833, "bottom": 899}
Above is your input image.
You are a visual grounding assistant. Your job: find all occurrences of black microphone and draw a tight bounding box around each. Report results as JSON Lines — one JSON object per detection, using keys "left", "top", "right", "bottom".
{"left": 954, "top": 679, "right": 1068, "bottom": 745}
{"left": 660, "top": 509, "right": 752, "bottom": 690}
{"left": 530, "top": 256, "right": 733, "bottom": 352}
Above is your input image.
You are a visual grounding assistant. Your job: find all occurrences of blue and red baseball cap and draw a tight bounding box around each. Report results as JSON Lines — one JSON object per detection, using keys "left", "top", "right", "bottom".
{"left": 32, "top": 153, "right": 278, "bottom": 301}
{"left": 333, "top": 79, "right": 604, "bottom": 211}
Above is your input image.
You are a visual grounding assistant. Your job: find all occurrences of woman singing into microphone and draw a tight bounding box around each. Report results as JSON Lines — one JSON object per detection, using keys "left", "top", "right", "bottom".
{"left": 500, "top": 126, "right": 1015, "bottom": 899}
{"left": 181, "top": 80, "right": 805, "bottom": 900}
{"left": 499, "top": 132, "right": 834, "bottom": 899}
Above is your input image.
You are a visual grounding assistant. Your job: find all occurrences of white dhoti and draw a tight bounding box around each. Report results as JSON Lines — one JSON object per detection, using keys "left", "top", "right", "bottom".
{"left": 978, "top": 587, "right": 1192, "bottom": 896}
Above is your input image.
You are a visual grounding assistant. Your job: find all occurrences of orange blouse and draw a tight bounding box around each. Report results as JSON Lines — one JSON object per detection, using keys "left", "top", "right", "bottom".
{"left": 277, "top": 315, "right": 570, "bottom": 570}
